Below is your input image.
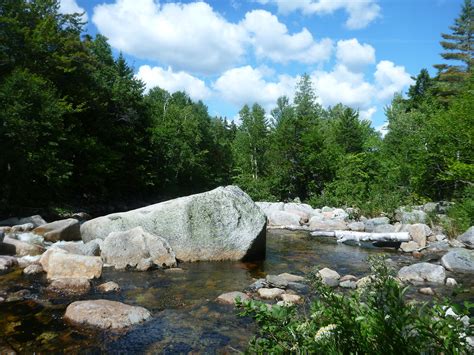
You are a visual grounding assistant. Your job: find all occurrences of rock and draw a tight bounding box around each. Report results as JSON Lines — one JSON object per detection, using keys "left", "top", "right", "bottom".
{"left": 101, "top": 227, "right": 177, "bottom": 270}
{"left": 81, "top": 186, "right": 266, "bottom": 262}
{"left": 0, "top": 215, "right": 46, "bottom": 228}
{"left": 11, "top": 223, "right": 35, "bottom": 233}
{"left": 216, "top": 291, "right": 250, "bottom": 305}
{"left": 258, "top": 288, "right": 285, "bottom": 299}
{"left": 256, "top": 202, "right": 284, "bottom": 214}
{"left": 164, "top": 267, "right": 185, "bottom": 273}
{"left": 266, "top": 275, "right": 289, "bottom": 289}
{"left": 23, "top": 264, "right": 43, "bottom": 275}
{"left": 64, "top": 300, "right": 151, "bottom": 329}
{"left": 309, "top": 219, "right": 348, "bottom": 231}
{"left": 48, "top": 278, "right": 91, "bottom": 295}
{"left": 17, "top": 255, "right": 41, "bottom": 268}
{"left": 323, "top": 208, "right": 348, "bottom": 221}
{"left": 458, "top": 226, "right": 474, "bottom": 249}
{"left": 373, "top": 224, "right": 396, "bottom": 233}
{"left": 448, "top": 239, "right": 466, "bottom": 248}
{"left": 406, "top": 224, "right": 432, "bottom": 248}
{"left": 446, "top": 278, "right": 458, "bottom": 287}
{"left": 1, "top": 236, "right": 45, "bottom": 256}
{"left": 280, "top": 294, "right": 302, "bottom": 304}
{"left": 283, "top": 203, "right": 315, "bottom": 216}
{"left": 339, "top": 280, "right": 357, "bottom": 289}
{"left": 0, "top": 256, "right": 17, "bottom": 272}
{"left": 97, "top": 281, "right": 120, "bottom": 293}
{"left": 339, "top": 275, "right": 357, "bottom": 282}
{"left": 348, "top": 222, "right": 365, "bottom": 232}
{"left": 51, "top": 240, "right": 101, "bottom": 256}
{"left": 400, "top": 241, "right": 420, "bottom": 253}
{"left": 318, "top": 268, "right": 340, "bottom": 287}
{"left": 33, "top": 219, "right": 81, "bottom": 242}
{"left": 287, "top": 282, "right": 310, "bottom": 294}
{"left": 441, "top": 249, "right": 474, "bottom": 273}
{"left": 398, "top": 263, "right": 446, "bottom": 283}
{"left": 247, "top": 278, "right": 267, "bottom": 292}
{"left": 267, "top": 210, "right": 301, "bottom": 226}
{"left": 321, "top": 206, "right": 333, "bottom": 213}
{"left": 277, "top": 273, "right": 305, "bottom": 283}
{"left": 355, "top": 275, "right": 375, "bottom": 289}
{"left": 436, "top": 234, "right": 447, "bottom": 241}
{"left": 364, "top": 217, "right": 390, "bottom": 233}
{"left": 396, "top": 209, "right": 427, "bottom": 224}
{"left": 0, "top": 230, "right": 4, "bottom": 243}
{"left": 424, "top": 241, "right": 450, "bottom": 252}
{"left": 45, "top": 252, "right": 102, "bottom": 280}
{"left": 39, "top": 248, "right": 68, "bottom": 272}
{"left": 427, "top": 235, "right": 437, "bottom": 242}
{"left": 419, "top": 287, "right": 435, "bottom": 296}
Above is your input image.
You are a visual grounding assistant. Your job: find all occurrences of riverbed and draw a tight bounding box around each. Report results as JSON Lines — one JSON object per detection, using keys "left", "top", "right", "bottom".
{"left": 1, "top": 230, "right": 472, "bottom": 353}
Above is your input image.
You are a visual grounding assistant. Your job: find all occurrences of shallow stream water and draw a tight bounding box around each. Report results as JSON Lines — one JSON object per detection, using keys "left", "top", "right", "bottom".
{"left": 0, "top": 230, "right": 472, "bottom": 353}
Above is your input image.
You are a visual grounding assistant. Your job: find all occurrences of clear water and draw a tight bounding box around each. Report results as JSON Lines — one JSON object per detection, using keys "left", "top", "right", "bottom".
{"left": 0, "top": 230, "right": 472, "bottom": 353}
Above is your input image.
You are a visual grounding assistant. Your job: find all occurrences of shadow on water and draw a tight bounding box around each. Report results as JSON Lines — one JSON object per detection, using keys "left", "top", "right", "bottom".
{"left": 0, "top": 230, "right": 472, "bottom": 353}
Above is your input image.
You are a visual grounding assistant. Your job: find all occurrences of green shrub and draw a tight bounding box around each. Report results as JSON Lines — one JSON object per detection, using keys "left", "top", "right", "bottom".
{"left": 237, "top": 257, "right": 473, "bottom": 354}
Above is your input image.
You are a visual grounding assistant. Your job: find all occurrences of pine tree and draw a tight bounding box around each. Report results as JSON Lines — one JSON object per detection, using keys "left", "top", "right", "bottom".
{"left": 434, "top": 0, "right": 474, "bottom": 100}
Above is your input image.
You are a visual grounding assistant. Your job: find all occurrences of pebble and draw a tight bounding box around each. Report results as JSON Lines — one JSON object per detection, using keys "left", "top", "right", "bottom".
{"left": 97, "top": 281, "right": 120, "bottom": 293}
{"left": 446, "top": 278, "right": 458, "bottom": 287}
{"left": 258, "top": 288, "right": 285, "bottom": 300}
{"left": 419, "top": 287, "right": 435, "bottom": 296}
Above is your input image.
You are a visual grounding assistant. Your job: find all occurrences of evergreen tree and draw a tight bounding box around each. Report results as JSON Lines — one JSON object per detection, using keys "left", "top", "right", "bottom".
{"left": 434, "top": 0, "right": 474, "bottom": 100}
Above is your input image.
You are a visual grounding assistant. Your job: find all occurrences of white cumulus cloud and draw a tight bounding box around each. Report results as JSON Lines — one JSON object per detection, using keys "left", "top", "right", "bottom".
{"left": 257, "top": 0, "right": 381, "bottom": 29}
{"left": 136, "top": 65, "right": 211, "bottom": 101}
{"left": 59, "top": 0, "right": 88, "bottom": 21}
{"left": 374, "top": 60, "right": 414, "bottom": 100}
{"left": 242, "top": 10, "right": 333, "bottom": 64}
{"left": 336, "top": 39, "right": 375, "bottom": 71}
{"left": 213, "top": 66, "right": 296, "bottom": 109}
{"left": 92, "top": 0, "right": 247, "bottom": 74}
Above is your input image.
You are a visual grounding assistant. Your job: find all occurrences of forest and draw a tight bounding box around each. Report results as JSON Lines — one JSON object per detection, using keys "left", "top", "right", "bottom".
{"left": 0, "top": 0, "right": 472, "bottom": 232}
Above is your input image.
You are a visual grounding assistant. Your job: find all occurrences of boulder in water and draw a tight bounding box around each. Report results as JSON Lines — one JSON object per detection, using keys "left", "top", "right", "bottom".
{"left": 45, "top": 252, "right": 102, "bottom": 280}
{"left": 441, "top": 249, "right": 474, "bottom": 273}
{"left": 101, "top": 227, "right": 177, "bottom": 270}
{"left": 398, "top": 262, "right": 446, "bottom": 283}
{"left": 64, "top": 299, "right": 151, "bottom": 329}
{"left": 81, "top": 186, "right": 266, "bottom": 262}
{"left": 34, "top": 218, "right": 81, "bottom": 242}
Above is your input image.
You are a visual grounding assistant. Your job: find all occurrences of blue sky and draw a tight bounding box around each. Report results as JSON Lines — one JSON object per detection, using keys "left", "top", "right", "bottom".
{"left": 60, "top": 0, "right": 463, "bottom": 130}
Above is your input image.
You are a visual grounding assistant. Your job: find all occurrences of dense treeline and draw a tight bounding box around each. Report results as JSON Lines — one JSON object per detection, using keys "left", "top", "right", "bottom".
{"left": 0, "top": 0, "right": 472, "bottom": 230}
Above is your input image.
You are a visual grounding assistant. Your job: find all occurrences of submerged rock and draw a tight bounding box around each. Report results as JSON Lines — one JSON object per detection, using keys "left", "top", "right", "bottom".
{"left": 97, "top": 281, "right": 120, "bottom": 293}
{"left": 81, "top": 186, "right": 266, "bottom": 262}
{"left": 398, "top": 262, "right": 446, "bottom": 283}
{"left": 45, "top": 252, "right": 102, "bottom": 280}
{"left": 101, "top": 227, "right": 177, "bottom": 270}
{"left": 64, "top": 299, "right": 151, "bottom": 329}
{"left": 441, "top": 249, "right": 474, "bottom": 273}
{"left": 34, "top": 218, "right": 81, "bottom": 242}
{"left": 216, "top": 291, "right": 250, "bottom": 305}
{"left": 48, "top": 278, "right": 91, "bottom": 295}
{"left": 277, "top": 273, "right": 306, "bottom": 283}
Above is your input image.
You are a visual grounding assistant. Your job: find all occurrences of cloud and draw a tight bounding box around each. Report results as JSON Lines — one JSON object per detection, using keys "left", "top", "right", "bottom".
{"left": 242, "top": 10, "right": 333, "bottom": 64}
{"left": 59, "top": 0, "right": 88, "bottom": 21}
{"left": 336, "top": 39, "right": 375, "bottom": 71}
{"left": 257, "top": 0, "right": 381, "bottom": 29}
{"left": 136, "top": 65, "right": 211, "bottom": 101}
{"left": 92, "top": 0, "right": 247, "bottom": 74}
{"left": 213, "top": 66, "right": 296, "bottom": 109}
{"left": 374, "top": 60, "right": 414, "bottom": 100}
{"left": 92, "top": 1, "right": 335, "bottom": 74}
{"left": 360, "top": 107, "right": 377, "bottom": 121}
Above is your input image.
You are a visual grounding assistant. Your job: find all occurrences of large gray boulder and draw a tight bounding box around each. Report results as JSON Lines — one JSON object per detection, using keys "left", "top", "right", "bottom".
{"left": 102, "top": 227, "right": 176, "bottom": 270}
{"left": 398, "top": 262, "right": 446, "bottom": 283}
{"left": 458, "top": 226, "right": 474, "bottom": 249}
{"left": 441, "top": 249, "right": 474, "bottom": 273}
{"left": 395, "top": 208, "right": 427, "bottom": 224}
{"left": 64, "top": 300, "right": 151, "bottom": 329}
{"left": 34, "top": 219, "right": 81, "bottom": 242}
{"left": 267, "top": 210, "right": 301, "bottom": 226}
{"left": 81, "top": 186, "right": 266, "bottom": 262}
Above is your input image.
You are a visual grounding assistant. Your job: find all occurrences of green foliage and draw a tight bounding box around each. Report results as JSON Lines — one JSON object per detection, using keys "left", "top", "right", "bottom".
{"left": 238, "top": 257, "right": 473, "bottom": 354}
